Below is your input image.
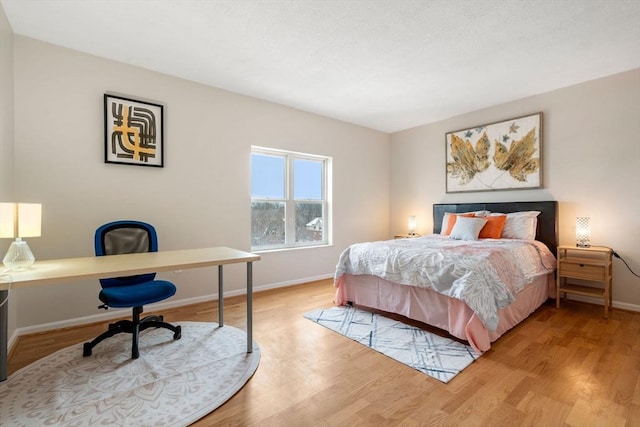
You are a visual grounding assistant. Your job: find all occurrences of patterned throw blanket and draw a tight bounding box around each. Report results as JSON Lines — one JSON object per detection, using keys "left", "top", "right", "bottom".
{"left": 334, "top": 234, "right": 556, "bottom": 331}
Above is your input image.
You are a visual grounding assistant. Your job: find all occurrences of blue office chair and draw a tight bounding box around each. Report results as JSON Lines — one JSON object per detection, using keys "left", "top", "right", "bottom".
{"left": 83, "top": 220, "right": 181, "bottom": 359}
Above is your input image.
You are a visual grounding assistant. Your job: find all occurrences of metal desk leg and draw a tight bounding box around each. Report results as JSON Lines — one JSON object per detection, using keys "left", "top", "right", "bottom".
{"left": 218, "top": 265, "right": 224, "bottom": 327}
{"left": 1, "top": 289, "right": 8, "bottom": 381}
{"left": 247, "top": 261, "right": 253, "bottom": 353}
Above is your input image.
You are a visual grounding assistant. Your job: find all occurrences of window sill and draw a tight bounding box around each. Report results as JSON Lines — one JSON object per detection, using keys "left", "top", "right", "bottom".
{"left": 252, "top": 243, "right": 332, "bottom": 254}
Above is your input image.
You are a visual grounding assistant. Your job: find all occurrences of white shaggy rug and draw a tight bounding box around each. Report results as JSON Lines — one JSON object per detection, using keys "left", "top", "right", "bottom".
{"left": 0, "top": 322, "right": 260, "bottom": 426}
{"left": 304, "top": 306, "right": 479, "bottom": 383}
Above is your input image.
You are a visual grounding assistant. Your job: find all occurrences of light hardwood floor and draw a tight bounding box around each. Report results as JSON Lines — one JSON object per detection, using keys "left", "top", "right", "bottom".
{"left": 8, "top": 279, "right": 640, "bottom": 426}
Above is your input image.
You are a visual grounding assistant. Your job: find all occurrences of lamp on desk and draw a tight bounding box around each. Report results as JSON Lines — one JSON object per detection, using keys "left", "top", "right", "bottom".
{"left": 0, "top": 203, "right": 42, "bottom": 269}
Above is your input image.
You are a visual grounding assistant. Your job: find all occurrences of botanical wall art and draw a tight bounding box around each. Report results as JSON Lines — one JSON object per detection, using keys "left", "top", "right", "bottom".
{"left": 445, "top": 113, "right": 542, "bottom": 193}
{"left": 104, "top": 94, "right": 164, "bottom": 167}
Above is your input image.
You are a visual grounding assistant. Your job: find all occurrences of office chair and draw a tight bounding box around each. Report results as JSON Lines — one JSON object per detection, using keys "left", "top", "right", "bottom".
{"left": 83, "top": 220, "right": 181, "bottom": 359}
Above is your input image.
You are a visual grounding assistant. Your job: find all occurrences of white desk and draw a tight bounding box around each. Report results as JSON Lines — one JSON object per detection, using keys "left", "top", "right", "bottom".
{"left": 0, "top": 247, "right": 260, "bottom": 381}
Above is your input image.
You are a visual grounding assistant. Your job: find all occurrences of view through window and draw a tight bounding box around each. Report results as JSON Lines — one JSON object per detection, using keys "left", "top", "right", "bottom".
{"left": 251, "top": 147, "right": 331, "bottom": 250}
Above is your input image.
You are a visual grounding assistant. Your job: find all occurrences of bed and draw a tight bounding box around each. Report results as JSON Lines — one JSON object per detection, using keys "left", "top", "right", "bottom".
{"left": 334, "top": 201, "right": 558, "bottom": 353}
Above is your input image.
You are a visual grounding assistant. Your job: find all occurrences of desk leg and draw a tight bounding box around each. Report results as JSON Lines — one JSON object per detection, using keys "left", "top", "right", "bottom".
{"left": 247, "top": 262, "right": 253, "bottom": 353}
{"left": 1, "top": 289, "right": 8, "bottom": 381}
{"left": 218, "top": 265, "right": 224, "bottom": 327}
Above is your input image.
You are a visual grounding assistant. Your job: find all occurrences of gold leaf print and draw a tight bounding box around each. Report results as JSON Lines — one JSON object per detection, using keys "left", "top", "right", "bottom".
{"left": 493, "top": 128, "right": 539, "bottom": 182}
{"left": 475, "top": 132, "right": 490, "bottom": 170}
{"left": 447, "top": 132, "right": 491, "bottom": 184}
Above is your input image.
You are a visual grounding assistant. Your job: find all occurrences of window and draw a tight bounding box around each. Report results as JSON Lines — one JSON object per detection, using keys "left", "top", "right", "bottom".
{"left": 251, "top": 147, "right": 331, "bottom": 250}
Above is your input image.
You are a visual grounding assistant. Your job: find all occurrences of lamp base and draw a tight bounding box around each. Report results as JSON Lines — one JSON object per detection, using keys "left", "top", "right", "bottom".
{"left": 3, "top": 238, "right": 35, "bottom": 270}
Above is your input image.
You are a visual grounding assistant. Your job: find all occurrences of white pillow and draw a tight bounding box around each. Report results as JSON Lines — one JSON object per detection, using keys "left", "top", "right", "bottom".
{"left": 449, "top": 216, "right": 488, "bottom": 240}
{"left": 489, "top": 211, "right": 540, "bottom": 240}
{"left": 440, "top": 210, "right": 490, "bottom": 234}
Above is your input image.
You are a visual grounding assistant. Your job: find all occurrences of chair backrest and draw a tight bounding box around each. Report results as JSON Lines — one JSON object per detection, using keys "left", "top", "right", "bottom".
{"left": 95, "top": 220, "right": 158, "bottom": 288}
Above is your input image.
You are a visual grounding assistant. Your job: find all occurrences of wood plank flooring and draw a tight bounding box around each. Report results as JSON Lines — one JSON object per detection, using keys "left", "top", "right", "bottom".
{"left": 8, "top": 279, "right": 640, "bottom": 426}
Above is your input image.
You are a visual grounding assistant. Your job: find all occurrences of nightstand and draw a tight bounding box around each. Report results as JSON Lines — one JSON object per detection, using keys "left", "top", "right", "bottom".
{"left": 556, "top": 245, "right": 613, "bottom": 318}
{"left": 394, "top": 234, "right": 420, "bottom": 239}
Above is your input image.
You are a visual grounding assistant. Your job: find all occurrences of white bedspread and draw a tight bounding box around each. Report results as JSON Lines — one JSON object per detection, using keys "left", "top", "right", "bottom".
{"left": 334, "top": 234, "right": 556, "bottom": 331}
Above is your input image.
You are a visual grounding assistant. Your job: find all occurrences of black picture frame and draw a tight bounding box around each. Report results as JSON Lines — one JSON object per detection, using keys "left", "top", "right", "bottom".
{"left": 104, "top": 94, "right": 164, "bottom": 167}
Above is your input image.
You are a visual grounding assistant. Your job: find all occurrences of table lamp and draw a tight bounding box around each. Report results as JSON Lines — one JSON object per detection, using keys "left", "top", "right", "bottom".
{"left": 0, "top": 202, "right": 42, "bottom": 269}
{"left": 408, "top": 215, "right": 417, "bottom": 236}
{"left": 575, "top": 216, "right": 590, "bottom": 248}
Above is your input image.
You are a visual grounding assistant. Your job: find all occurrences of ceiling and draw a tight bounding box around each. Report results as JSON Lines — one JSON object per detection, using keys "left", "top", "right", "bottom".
{"left": 2, "top": 0, "right": 639, "bottom": 133}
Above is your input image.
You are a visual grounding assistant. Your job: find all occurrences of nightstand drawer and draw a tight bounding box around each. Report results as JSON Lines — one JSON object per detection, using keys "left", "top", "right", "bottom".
{"left": 559, "top": 261, "right": 606, "bottom": 281}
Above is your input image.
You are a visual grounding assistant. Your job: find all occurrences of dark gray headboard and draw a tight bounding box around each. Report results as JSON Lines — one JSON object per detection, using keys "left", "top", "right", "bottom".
{"left": 433, "top": 201, "right": 558, "bottom": 255}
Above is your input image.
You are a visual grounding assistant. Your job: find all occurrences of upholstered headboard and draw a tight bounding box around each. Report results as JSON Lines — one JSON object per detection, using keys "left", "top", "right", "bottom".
{"left": 433, "top": 201, "right": 558, "bottom": 255}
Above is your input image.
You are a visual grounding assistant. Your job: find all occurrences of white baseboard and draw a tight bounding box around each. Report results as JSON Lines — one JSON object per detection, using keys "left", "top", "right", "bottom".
{"left": 563, "top": 294, "right": 640, "bottom": 312}
{"left": 19, "top": 274, "right": 638, "bottom": 356}
{"left": 7, "top": 331, "right": 18, "bottom": 358}
{"left": 9, "top": 273, "right": 334, "bottom": 353}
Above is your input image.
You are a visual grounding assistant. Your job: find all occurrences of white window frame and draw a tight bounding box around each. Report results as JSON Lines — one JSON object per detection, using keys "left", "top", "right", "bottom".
{"left": 251, "top": 146, "right": 332, "bottom": 251}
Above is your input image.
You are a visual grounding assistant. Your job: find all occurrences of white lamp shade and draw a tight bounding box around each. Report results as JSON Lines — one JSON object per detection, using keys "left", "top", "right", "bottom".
{"left": 18, "top": 203, "right": 41, "bottom": 237}
{"left": 576, "top": 217, "right": 590, "bottom": 247}
{"left": 408, "top": 215, "right": 417, "bottom": 234}
{"left": 0, "top": 203, "right": 42, "bottom": 238}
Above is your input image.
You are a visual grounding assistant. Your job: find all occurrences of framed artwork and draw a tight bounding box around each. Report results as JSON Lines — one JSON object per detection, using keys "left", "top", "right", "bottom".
{"left": 445, "top": 112, "right": 542, "bottom": 193}
{"left": 104, "top": 94, "right": 164, "bottom": 167}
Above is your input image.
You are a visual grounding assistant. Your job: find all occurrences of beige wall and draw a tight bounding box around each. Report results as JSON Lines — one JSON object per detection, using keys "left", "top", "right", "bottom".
{"left": 12, "top": 36, "right": 390, "bottom": 329}
{"left": 0, "top": 4, "right": 16, "bottom": 341}
{"left": 390, "top": 68, "right": 640, "bottom": 309}
{"left": 0, "top": 5, "right": 12, "bottom": 199}
{"left": 4, "top": 10, "right": 639, "bottom": 336}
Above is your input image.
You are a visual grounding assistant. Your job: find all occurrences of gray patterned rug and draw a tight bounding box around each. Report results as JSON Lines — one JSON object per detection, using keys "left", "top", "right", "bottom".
{"left": 0, "top": 322, "right": 260, "bottom": 426}
{"left": 304, "top": 306, "right": 479, "bottom": 383}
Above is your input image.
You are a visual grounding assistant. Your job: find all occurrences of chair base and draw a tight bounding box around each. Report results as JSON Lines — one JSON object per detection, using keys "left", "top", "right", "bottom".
{"left": 83, "top": 306, "right": 181, "bottom": 359}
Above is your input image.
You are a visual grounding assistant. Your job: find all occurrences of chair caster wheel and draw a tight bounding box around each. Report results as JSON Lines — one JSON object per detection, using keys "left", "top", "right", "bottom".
{"left": 174, "top": 326, "right": 182, "bottom": 340}
{"left": 83, "top": 343, "right": 92, "bottom": 357}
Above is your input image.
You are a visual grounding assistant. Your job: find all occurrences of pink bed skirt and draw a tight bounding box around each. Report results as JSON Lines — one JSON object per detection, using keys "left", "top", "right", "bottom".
{"left": 335, "top": 273, "right": 555, "bottom": 353}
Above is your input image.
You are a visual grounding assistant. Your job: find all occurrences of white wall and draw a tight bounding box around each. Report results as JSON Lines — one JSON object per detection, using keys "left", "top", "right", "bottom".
{"left": 390, "top": 69, "right": 640, "bottom": 308}
{"left": 12, "top": 36, "right": 390, "bottom": 328}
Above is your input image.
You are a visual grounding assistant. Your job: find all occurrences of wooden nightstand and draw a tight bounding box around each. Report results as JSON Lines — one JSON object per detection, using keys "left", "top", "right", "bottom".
{"left": 394, "top": 234, "right": 420, "bottom": 239}
{"left": 556, "top": 245, "right": 613, "bottom": 318}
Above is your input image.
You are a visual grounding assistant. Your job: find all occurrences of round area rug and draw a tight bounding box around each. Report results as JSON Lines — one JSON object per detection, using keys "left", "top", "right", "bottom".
{"left": 0, "top": 322, "right": 260, "bottom": 426}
